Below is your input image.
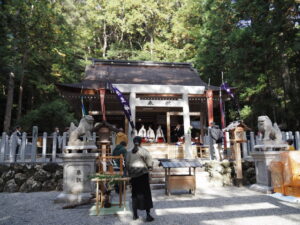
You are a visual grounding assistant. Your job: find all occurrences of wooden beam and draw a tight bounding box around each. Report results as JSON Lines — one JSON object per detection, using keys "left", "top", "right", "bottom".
{"left": 137, "top": 94, "right": 182, "bottom": 97}
{"left": 114, "top": 84, "right": 205, "bottom": 94}
{"left": 136, "top": 107, "right": 182, "bottom": 113}
{"left": 89, "top": 110, "right": 125, "bottom": 115}
{"left": 168, "top": 112, "right": 200, "bottom": 116}
{"left": 188, "top": 94, "right": 207, "bottom": 97}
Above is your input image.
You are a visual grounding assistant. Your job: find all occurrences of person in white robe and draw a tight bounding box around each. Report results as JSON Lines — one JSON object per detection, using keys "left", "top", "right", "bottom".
{"left": 138, "top": 125, "right": 147, "bottom": 138}
{"left": 147, "top": 125, "right": 155, "bottom": 143}
{"left": 155, "top": 125, "right": 165, "bottom": 143}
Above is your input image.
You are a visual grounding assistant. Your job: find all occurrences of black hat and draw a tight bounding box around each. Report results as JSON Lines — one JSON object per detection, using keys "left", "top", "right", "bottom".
{"left": 133, "top": 136, "right": 142, "bottom": 145}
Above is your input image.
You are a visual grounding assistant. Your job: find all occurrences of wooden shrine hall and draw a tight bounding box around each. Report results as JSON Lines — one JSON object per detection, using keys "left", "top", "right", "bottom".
{"left": 57, "top": 59, "right": 221, "bottom": 159}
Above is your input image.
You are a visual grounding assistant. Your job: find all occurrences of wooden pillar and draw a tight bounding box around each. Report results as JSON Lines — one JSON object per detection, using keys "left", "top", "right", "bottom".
{"left": 167, "top": 112, "right": 170, "bottom": 144}
{"left": 234, "top": 141, "right": 243, "bottom": 186}
{"left": 183, "top": 93, "right": 192, "bottom": 158}
{"left": 206, "top": 90, "right": 214, "bottom": 125}
{"left": 200, "top": 111, "right": 204, "bottom": 143}
{"left": 203, "top": 110, "right": 207, "bottom": 131}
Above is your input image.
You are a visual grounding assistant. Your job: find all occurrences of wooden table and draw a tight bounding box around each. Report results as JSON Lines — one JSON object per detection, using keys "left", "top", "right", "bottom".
{"left": 91, "top": 177, "right": 130, "bottom": 216}
{"left": 159, "top": 159, "right": 202, "bottom": 196}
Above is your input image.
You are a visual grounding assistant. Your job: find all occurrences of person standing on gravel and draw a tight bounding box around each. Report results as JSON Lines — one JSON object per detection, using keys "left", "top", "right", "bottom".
{"left": 209, "top": 122, "right": 224, "bottom": 161}
{"left": 12, "top": 126, "right": 22, "bottom": 161}
{"left": 125, "top": 136, "right": 154, "bottom": 222}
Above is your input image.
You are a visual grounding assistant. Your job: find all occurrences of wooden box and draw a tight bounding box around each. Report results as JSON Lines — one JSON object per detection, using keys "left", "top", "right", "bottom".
{"left": 167, "top": 175, "right": 195, "bottom": 194}
{"left": 234, "top": 126, "right": 246, "bottom": 143}
{"left": 284, "top": 186, "right": 300, "bottom": 197}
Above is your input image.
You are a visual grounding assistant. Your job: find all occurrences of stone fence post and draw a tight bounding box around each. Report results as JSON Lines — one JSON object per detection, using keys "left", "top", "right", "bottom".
{"left": 52, "top": 132, "right": 57, "bottom": 162}
{"left": 42, "top": 132, "right": 47, "bottom": 162}
{"left": 62, "top": 132, "right": 67, "bottom": 150}
{"left": 10, "top": 134, "right": 17, "bottom": 162}
{"left": 242, "top": 132, "right": 248, "bottom": 158}
{"left": 250, "top": 132, "right": 255, "bottom": 152}
{"left": 31, "top": 126, "right": 38, "bottom": 162}
{"left": 208, "top": 127, "right": 214, "bottom": 160}
{"left": 0, "top": 132, "right": 6, "bottom": 162}
{"left": 295, "top": 131, "right": 300, "bottom": 150}
{"left": 20, "top": 132, "right": 27, "bottom": 162}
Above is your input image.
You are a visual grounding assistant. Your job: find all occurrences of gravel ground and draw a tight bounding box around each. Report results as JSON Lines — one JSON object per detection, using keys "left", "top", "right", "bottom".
{"left": 0, "top": 187, "right": 300, "bottom": 225}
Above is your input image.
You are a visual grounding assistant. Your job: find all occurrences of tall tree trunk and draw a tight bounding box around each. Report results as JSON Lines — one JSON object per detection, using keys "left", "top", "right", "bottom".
{"left": 281, "top": 53, "right": 289, "bottom": 128}
{"left": 3, "top": 72, "right": 15, "bottom": 133}
{"left": 16, "top": 69, "right": 24, "bottom": 122}
{"left": 102, "top": 22, "right": 107, "bottom": 58}
{"left": 150, "top": 34, "right": 154, "bottom": 58}
{"left": 16, "top": 53, "right": 28, "bottom": 122}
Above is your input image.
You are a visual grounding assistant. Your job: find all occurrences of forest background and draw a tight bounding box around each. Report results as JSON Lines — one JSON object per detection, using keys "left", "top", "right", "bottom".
{"left": 0, "top": 0, "right": 299, "bottom": 133}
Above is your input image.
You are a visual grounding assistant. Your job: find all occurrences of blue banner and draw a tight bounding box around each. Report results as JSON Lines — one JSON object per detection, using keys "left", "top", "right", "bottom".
{"left": 221, "top": 82, "right": 240, "bottom": 119}
{"left": 81, "top": 96, "right": 87, "bottom": 117}
{"left": 110, "top": 84, "right": 135, "bottom": 129}
{"left": 221, "top": 82, "right": 234, "bottom": 98}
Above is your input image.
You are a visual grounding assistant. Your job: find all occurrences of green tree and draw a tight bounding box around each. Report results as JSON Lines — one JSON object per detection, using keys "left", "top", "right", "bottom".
{"left": 0, "top": 0, "right": 82, "bottom": 131}
{"left": 181, "top": 0, "right": 300, "bottom": 129}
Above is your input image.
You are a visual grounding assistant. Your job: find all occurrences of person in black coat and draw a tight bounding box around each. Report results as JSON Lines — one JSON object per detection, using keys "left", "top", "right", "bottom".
{"left": 12, "top": 126, "right": 22, "bottom": 161}
{"left": 171, "top": 124, "right": 184, "bottom": 143}
{"left": 209, "top": 122, "right": 224, "bottom": 160}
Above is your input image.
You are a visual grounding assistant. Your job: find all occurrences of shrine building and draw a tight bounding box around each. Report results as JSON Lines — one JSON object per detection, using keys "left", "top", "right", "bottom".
{"left": 57, "top": 59, "right": 220, "bottom": 159}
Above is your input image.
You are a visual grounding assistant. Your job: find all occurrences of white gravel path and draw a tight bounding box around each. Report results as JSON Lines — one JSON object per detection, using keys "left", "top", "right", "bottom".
{"left": 0, "top": 187, "right": 300, "bottom": 225}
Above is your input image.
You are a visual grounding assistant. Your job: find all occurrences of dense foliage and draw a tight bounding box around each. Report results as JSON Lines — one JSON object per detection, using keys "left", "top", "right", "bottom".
{"left": 0, "top": 0, "right": 299, "bottom": 132}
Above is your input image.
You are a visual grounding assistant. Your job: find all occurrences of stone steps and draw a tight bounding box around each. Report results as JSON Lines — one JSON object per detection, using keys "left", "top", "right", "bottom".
{"left": 150, "top": 177, "right": 165, "bottom": 184}
{"left": 151, "top": 172, "right": 165, "bottom": 178}
{"left": 150, "top": 183, "right": 165, "bottom": 190}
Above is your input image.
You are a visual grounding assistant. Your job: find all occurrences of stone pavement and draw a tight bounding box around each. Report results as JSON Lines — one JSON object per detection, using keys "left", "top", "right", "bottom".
{"left": 0, "top": 186, "right": 300, "bottom": 225}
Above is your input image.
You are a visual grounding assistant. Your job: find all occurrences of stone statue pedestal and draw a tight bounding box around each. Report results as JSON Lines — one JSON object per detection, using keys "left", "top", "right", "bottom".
{"left": 250, "top": 151, "right": 282, "bottom": 193}
{"left": 54, "top": 152, "right": 99, "bottom": 204}
{"left": 254, "top": 144, "right": 288, "bottom": 151}
{"left": 63, "top": 145, "right": 97, "bottom": 153}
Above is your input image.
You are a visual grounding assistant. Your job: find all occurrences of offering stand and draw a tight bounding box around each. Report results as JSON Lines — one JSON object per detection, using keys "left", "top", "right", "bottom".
{"left": 159, "top": 159, "right": 202, "bottom": 195}
{"left": 91, "top": 176, "right": 130, "bottom": 216}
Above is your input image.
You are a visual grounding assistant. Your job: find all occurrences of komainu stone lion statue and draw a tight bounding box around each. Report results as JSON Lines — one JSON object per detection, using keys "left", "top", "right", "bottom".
{"left": 68, "top": 115, "right": 95, "bottom": 146}
{"left": 257, "top": 115, "right": 283, "bottom": 144}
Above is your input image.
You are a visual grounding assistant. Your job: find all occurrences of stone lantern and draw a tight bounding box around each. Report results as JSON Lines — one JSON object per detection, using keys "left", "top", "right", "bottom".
{"left": 225, "top": 121, "right": 249, "bottom": 144}
{"left": 224, "top": 121, "right": 250, "bottom": 186}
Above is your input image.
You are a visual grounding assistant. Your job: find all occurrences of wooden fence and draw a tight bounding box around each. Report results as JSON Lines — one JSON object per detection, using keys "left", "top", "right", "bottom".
{"left": 0, "top": 127, "right": 299, "bottom": 164}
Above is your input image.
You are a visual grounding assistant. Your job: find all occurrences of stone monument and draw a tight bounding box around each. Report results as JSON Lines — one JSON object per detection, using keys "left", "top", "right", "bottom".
{"left": 251, "top": 115, "right": 288, "bottom": 193}
{"left": 64, "top": 115, "right": 97, "bottom": 153}
{"left": 254, "top": 115, "right": 287, "bottom": 150}
{"left": 55, "top": 115, "right": 99, "bottom": 204}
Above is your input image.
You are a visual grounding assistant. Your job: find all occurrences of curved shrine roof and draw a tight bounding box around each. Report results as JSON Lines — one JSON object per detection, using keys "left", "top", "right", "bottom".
{"left": 57, "top": 59, "right": 219, "bottom": 91}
